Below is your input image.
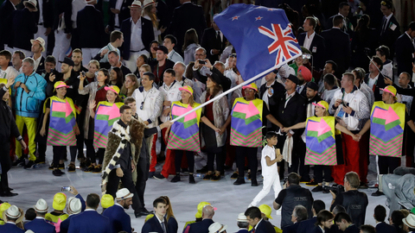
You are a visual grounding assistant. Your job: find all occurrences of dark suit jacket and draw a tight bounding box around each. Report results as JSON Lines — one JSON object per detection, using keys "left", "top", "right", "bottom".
{"left": 376, "top": 222, "right": 397, "bottom": 233}
{"left": 321, "top": 28, "right": 350, "bottom": 76}
{"left": 311, "top": 226, "right": 324, "bottom": 233}
{"left": 297, "top": 32, "right": 326, "bottom": 70}
{"left": 254, "top": 0, "right": 283, "bottom": 8}
{"left": 120, "top": 17, "right": 154, "bottom": 60}
{"left": 297, "top": 216, "right": 317, "bottom": 233}
{"left": 344, "top": 224, "right": 360, "bottom": 233}
{"left": 142, "top": 215, "right": 168, "bottom": 233}
{"left": 201, "top": 28, "right": 227, "bottom": 63}
{"left": 107, "top": 0, "right": 133, "bottom": 31}
{"left": 32, "top": 56, "right": 45, "bottom": 73}
{"left": 166, "top": 3, "right": 207, "bottom": 52}
{"left": 282, "top": 222, "right": 300, "bottom": 233}
{"left": 251, "top": 219, "right": 275, "bottom": 233}
{"left": 326, "top": 15, "right": 353, "bottom": 36}
{"left": 59, "top": 195, "right": 89, "bottom": 233}
{"left": 25, "top": 218, "right": 56, "bottom": 233}
{"left": 0, "top": 223, "right": 24, "bottom": 233}
{"left": 364, "top": 72, "right": 386, "bottom": 101}
{"left": 76, "top": 6, "right": 105, "bottom": 49}
{"left": 68, "top": 210, "right": 110, "bottom": 233}
{"left": 102, "top": 205, "right": 132, "bottom": 233}
{"left": 53, "top": 0, "right": 72, "bottom": 33}
{"left": 186, "top": 219, "right": 214, "bottom": 233}
{"left": 167, "top": 216, "right": 178, "bottom": 233}
{"left": 0, "top": 0, "right": 17, "bottom": 48}
{"left": 260, "top": 81, "right": 285, "bottom": 127}
{"left": 275, "top": 92, "right": 306, "bottom": 135}
{"left": 395, "top": 33, "right": 415, "bottom": 76}
{"left": 12, "top": 8, "right": 38, "bottom": 50}
{"left": 378, "top": 15, "right": 400, "bottom": 58}
{"left": 34, "top": 0, "right": 53, "bottom": 28}
{"left": 149, "top": 58, "right": 175, "bottom": 85}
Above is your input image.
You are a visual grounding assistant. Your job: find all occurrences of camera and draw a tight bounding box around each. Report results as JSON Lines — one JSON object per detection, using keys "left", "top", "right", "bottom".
{"left": 199, "top": 59, "right": 206, "bottom": 64}
{"left": 61, "top": 186, "right": 71, "bottom": 192}
{"left": 322, "top": 183, "right": 344, "bottom": 194}
{"left": 81, "top": 71, "right": 86, "bottom": 76}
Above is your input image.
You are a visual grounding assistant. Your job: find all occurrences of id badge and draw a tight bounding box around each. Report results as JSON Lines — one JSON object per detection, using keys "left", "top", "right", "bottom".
{"left": 312, "top": 46, "right": 317, "bottom": 53}
{"left": 337, "top": 107, "right": 345, "bottom": 118}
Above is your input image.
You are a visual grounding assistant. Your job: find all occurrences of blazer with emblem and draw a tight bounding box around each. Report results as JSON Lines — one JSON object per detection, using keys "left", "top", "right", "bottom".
{"left": 142, "top": 215, "right": 168, "bottom": 233}
{"left": 34, "top": 0, "right": 53, "bottom": 28}
{"left": 102, "top": 204, "right": 132, "bottom": 233}
{"left": 250, "top": 219, "right": 275, "bottom": 233}
{"left": 395, "top": 33, "right": 415, "bottom": 76}
{"left": 25, "top": 218, "right": 56, "bottom": 233}
{"left": 321, "top": 28, "right": 350, "bottom": 76}
{"left": 120, "top": 17, "right": 154, "bottom": 60}
{"left": 364, "top": 72, "right": 386, "bottom": 102}
{"left": 108, "top": 0, "right": 134, "bottom": 31}
{"left": 274, "top": 92, "right": 306, "bottom": 135}
{"left": 68, "top": 210, "right": 111, "bottom": 233}
{"left": 32, "top": 56, "right": 45, "bottom": 73}
{"left": 201, "top": 28, "right": 228, "bottom": 63}
{"left": 76, "top": 5, "right": 105, "bottom": 49}
{"left": 378, "top": 15, "right": 400, "bottom": 58}
{"left": 297, "top": 32, "right": 326, "bottom": 70}
{"left": 12, "top": 8, "right": 38, "bottom": 51}
{"left": 0, "top": 0, "right": 16, "bottom": 49}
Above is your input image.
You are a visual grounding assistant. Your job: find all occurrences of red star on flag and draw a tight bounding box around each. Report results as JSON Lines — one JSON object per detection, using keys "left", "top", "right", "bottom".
{"left": 232, "top": 16, "right": 239, "bottom": 21}
{"left": 255, "top": 16, "right": 263, "bottom": 21}
{"left": 267, "top": 8, "right": 276, "bottom": 11}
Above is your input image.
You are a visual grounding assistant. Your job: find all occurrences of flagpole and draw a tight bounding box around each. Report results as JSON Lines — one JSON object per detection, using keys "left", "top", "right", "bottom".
{"left": 171, "top": 65, "right": 282, "bottom": 123}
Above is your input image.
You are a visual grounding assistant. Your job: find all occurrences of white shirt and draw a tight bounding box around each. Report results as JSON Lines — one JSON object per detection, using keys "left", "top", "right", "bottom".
{"left": 38, "top": 0, "right": 44, "bottom": 24}
{"left": 303, "top": 31, "right": 315, "bottom": 50}
{"left": 261, "top": 145, "right": 278, "bottom": 176}
{"left": 262, "top": 81, "right": 275, "bottom": 107}
{"left": 33, "top": 55, "right": 43, "bottom": 72}
{"left": 133, "top": 86, "right": 162, "bottom": 127}
{"left": 114, "top": 0, "right": 123, "bottom": 27}
{"left": 159, "top": 81, "right": 181, "bottom": 123}
{"left": 0, "top": 66, "right": 18, "bottom": 80}
{"left": 368, "top": 73, "right": 379, "bottom": 90}
{"left": 130, "top": 18, "right": 145, "bottom": 52}
{"left": 71, "top": 0, "right": 87, "bottom": 28}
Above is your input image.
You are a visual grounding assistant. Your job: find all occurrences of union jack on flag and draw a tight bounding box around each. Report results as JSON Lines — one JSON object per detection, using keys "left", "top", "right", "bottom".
{"left": 214, "top": 4, "right": 302, "bottom": 81}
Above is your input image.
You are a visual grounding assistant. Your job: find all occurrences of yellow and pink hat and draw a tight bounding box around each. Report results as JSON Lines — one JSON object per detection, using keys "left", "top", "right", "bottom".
{"left": 179, "top": 86, "right": 194, "bottom": 95}
{"left": 242, "top": 83, "right": 258, "bottom": 92}
{"left": 312, "top": 100, "right": 329, "bottom": 112}
{"left": 54, "top": 81, "right": 69, "bottom": 89}
{"left": 380, "top": 85, "right": 397, "bottom": 97}
{"left": 104, "top": 85, "right": 120, "bottom": 95}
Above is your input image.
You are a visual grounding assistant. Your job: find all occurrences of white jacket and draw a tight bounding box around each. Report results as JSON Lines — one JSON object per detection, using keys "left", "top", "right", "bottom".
{"left": 132, "top": 86, "right": 162, "bottom": 128}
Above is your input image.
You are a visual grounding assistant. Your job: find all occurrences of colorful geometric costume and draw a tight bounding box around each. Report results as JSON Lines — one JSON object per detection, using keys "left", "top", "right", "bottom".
{"left": 94, "top": 101, "right": 124, "bottom": 149}
{"left": 46, "top": 96, "right": 77, "bottom": 146}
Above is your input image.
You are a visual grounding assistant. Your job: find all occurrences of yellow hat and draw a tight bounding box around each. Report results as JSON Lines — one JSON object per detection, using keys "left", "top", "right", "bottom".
{"left": 145, "top": 214, "right": 154, "bottom": 222}
{"left": 242, "top": 83, "right": 258, "bottom": 92}
{"left": 258, "top": 204, "right": 273, "bottom": 219}
{"left": 104, "top": 85, "right": 120, "bottom": 95}
{"left": 380, "top": 85, "right": 397, "bottom": 97}
{"left": 54, "top": 81, "right": 69, "bottom": 89}
{"left": 179, "top": 86, "right": 194, "bottom": 95}
{"left": 0, "top": 78, "right": 11, "bottom": 94}
{"left": 52, "top": 193, "right": 67, "bottom": 211}
{"left": 195, "top": 202, "right": 211, "bottom": 218}
{"left": 312, "top": 100, "right": 329, "bottom": 112}
{"left": 0, "top": 203, "right": 11, "bottom": 220}
{"left": 101, "top": 194, "right": 115, "bottom": 209}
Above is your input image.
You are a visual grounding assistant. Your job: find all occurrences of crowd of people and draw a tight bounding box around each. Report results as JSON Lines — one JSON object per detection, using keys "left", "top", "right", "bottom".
{"left": 1, "top": 0, "right": 415, "bottom": 232}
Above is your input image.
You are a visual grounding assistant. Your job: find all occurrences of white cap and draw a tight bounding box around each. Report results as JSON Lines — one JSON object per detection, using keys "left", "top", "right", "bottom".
{"left": 30, "top": 37, "right": 46, "bottom": 52}
{"left": 237, "top": 213, "right": 248, "bottom": 222}
{"left": 208, "top": 222, "right": 227, "bottom": 233}
{"left": 24, "top": 0, "right": 38, "bottom": 11}
{"left": 129, "top": 0, "right": 142, "bottom": 8}
{"left": 116, "top": 188, "right": 134, "bottom": 200}
{"left": 34, "top": 199, "right": 48, "bottom": 213}
{"left": 142, "top": 0, "right": 154, "bottom": 8}
{"left": 403, "top": 214, "right": 415, "bottom": 229}
{"left": 68, "top": 197, "right": 82, "bottom": 214}
{"left": 6, "top": 205, "right": 22, "bottom": 219}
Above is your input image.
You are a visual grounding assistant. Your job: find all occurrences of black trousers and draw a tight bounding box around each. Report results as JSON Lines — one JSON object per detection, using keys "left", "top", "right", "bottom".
{"left": 378, "top": 156, "right": 401, "bottom": 174}
{"left": 75, "top": 108, "right": 86, "bottom": 160}
{"left": 235, "top": 146, "right": 257, "bottom": 181}
{"left": 134, "top": 154, "right": 149, "bottom": 210}
{"left": 96, "top": 148, "right": 105, "bottom": 165}
{"left": 207, "top": 147, "right": 223, "bottom": 172}
{"left": 174, "top": 150, "right": 194, "bottom": 174}
{"left": 53, "top": 146, "right": 77, "bottom": 167}
{"left": 85, "top": 139, "right": 95, "bottom": 162}
{"left": 288, "top": 139, "right": 310, "bottom": 180}
{"left": 0, "top": 145, "right": 11, "bottom": 193}
{"left": 314, "top": 165, "right": 332, "bottom": 183}
{"left": 107, "top": 164, "right": 140, "bottom": 213}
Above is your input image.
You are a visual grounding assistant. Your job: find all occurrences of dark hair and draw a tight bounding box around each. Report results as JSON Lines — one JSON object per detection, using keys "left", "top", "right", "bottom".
{"left": 185, "top": 62, "right": 195, "bottom": 80}
{"left": 360, "top": 225, "right": 376, "bottom": 233}
{"left": 305, "top": 16, "right": 316, "bottom": 30}
{"left": 14, "top": 50, "right": 25, "bottom": 59}
{"left": 143, "top": 72, "right": 155, "bottom": 81}
{"left": 324, "top": 74, "right": 336, "bottom": 87}
{"left": 381, "top": 0, "right": 393, "bottom": 9}
{"left": 110, "top": 30, "right": 123, "bottom": 43}
{"left": 138, "top": 54, "right": 148, "bottom": 65}
{"left": 164, "top": 68, "right": 176, "bottom": 77}
{"left": 333, "top": 15, "right": 344, "bottom": 27}
{"left": 408, "top": 21, "right": 415, "bottom": 31}
{"left": 0, "top": 50, "right": 12, "bottom": 60}
{"left": 120, "top": 105, "right": 131, "bottom": 113}
{"left": 111, "top": 67, "right": 124, "bottom": 88}
{"left": 325, "top": 60, "right": 338, "bottom": 71}
{"left": 287, "top": 172, "right": 300, "bottom": 185}
{"left": 339, "top": 2, "right": 349, "bottom": 9}
{"left": 86, "top": 193, "right": 100, "bottom": 209}
{"left": 374, "top": 205, "right": 387, "bottom": 222}
{"left": 355, "top": 14, "right": 370, "bottom": 32}
{"left": 72, "top": 48, "right": 82, "bottom": 55}
{"left": 98, "top": 68, "right": 110, "bottom": 85}
{"left": 313, "top": 200, "right": 326, "bottom": 215}
{"left": 237, "top": 222, "right": 249, "bottom": 229}
{"left": 25, "top": 208, "right": 36, "bottom": 220}
{"left": 45, "top": 55, "right": 56, "bottom": 65}
{"left": 182, "top": 28, "right": 199, "bottom": 52}
{"left": 266, "top": 131, "right": 278, "bottom": 140}
{"left": 376, "top": 45, "right": 390, "bottom": 59}
{"left": 391, "top": 210, "right": 404, "bottom": 228}
{"left": 164, "top": 34, "right": 177, "bottom": 45}
{"left": 371, "top": 56, "right": 384, "bottom": 70}
{"left": 334, "top": 212, "right": 352, "bottom": 223}
{"left": 332, "top": 205, "right": 346, "bottom": 215}
{"left": 316, "top": 210, "right": 334, "bottom": 226}
{"left": 124, "top": 97, "right": 136, "bottom": 105}
{"left": 244, "top": 207, "right": 262, "bottom": 220}
{"left": 153, "top": 197, "right": 166, "bottom": 208}
{"left": 294, "top": 205, "right": 308, "bottom": 222}
{"left": 108, "top": 50, "right": 119, "bottom": 57}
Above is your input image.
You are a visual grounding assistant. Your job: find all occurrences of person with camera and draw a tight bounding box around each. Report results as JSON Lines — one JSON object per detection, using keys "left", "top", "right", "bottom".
{"left": 329, "top": 171, "right": 368, "bottom": 228}
{"left": 273, "top": 172, "right": 314, "bottom": 228}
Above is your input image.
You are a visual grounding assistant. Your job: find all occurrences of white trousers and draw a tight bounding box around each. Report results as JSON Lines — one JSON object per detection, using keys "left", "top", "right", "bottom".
{"left": 52, "top": 30, "right": 71, "bottom": 72}
{"left": 34, "top": 26, "right": 48, "bottom": 57}
{"left": 124, "top": 50, "right": 150, "bottom": 73}
{"left": 81, "top": 48, "right": 100, "bottom": 66}
{"left": 250, "top": 172, "right": 282, "bottom": 207}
